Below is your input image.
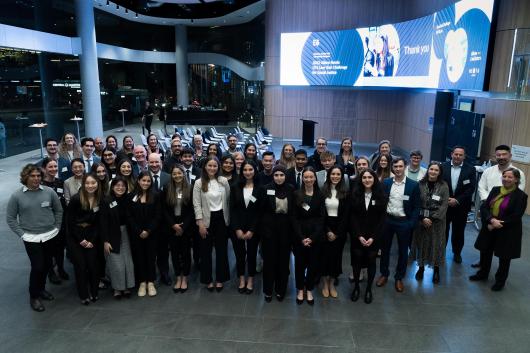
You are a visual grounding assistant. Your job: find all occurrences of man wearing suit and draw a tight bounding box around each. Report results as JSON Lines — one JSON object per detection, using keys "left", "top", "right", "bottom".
{"left": 180, "top": 148, "right": 201, "bottom": 184}
{"left": 40, "top": 138, "right": 72, "bottom": 180}
{"left": 286, "top": 149, "right": 308, "bottom": 190}
{"left": 80, "top": 137, "right": 100, "bottom": 173}
{"left": 133, "top": 145, "right": 148, "bottom": 177}
{"left": 442, "top": 146, "right": 476, "bottom": 264}
{"left": 376, "top": 157, "right": 421, "bottom": 293}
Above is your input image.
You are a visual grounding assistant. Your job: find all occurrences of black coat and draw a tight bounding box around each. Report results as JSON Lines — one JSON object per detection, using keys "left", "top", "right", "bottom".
{"left": 160, "top": 188, "right": 194, "bottom": 236}
{"left": 258, "top": 183, "right": 295, "bottom": 239}
{"left": 324, "top": 195, "right": 350, "bottom": 240}
{"left": 286, "top": 167, "right": 304, "bottom": 190}
{"left": 475, "top": 187, "right": 528, "bottom": 259}
{"left": 66, "top": 194, "right": 107, "bottom": 244}
{"left": 102, "top": 194, "right": 130, "bottom": 253}
{"left": 442, "top": 161, "right": 476, "bottom": 211}
{"left": 126, "top": 191, "right": 161, "bottom": 239}
{"left": 230, "top": 184, "right": 260, "bottom": 233}
{"left": 349, "top": 193, "right": 388, "bottom": 248}
{"left": 307, "top": 151, "right": 324, "bottom": 171}
{"left": 292, "top": 190, "right": 326, "bottom": 243}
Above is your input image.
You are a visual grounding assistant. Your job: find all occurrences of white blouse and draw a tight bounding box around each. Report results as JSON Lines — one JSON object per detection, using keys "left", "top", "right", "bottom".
{"left": 206, "top": 179, "right": 223, "bottom": 211}
{"left": 243, "top": 187, "right": 253, "bottom": 207}
{"left": 364, "top": 192, "right": 372, "bottom": 210}
{"left": 325, "top": 188, "right": 339, "bottom": 217}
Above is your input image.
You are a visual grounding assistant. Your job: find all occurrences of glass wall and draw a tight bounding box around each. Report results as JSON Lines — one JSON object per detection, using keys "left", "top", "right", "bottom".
{"left": 507, "top": 29, "right": 530, "bottom": 98}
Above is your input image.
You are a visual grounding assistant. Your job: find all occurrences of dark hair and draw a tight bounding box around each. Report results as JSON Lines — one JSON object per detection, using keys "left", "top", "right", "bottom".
{"left": 502, "top": 167, "right": 521, "bottom": 185}
{"left": 81, "top": 137, "right": 94, "bottom": 147}
{"left": 420, "top": 161, "right": 444, "bottom": 183}
{"left": 116, "top": 158, "right": 135, "bottom": 192}
{"left": 200, "top": 156, "right": 220, "bottom": 192}
{"left": 79, "top": 173, "right": 103, "bottom": 210}
{"left": 20, "top": 164, "right": 42, "bottom": 185}
{"left": 495, "top": 144, "right": 511, "bottom": 152}
{"left": 262, "top": 151, "right": 275, "bottom": 159}
{"left": 121, "top": 135, "right": 134, "bottom": 151}
{"left": 294, "top": 149, "right": 308, "bottom": 157}
{"left": 181, "top": 147, "right": 194, "bottom": 157}
{"left": 452, "top": 145, "right": 466, "bottom": 153}
{"left": 322, "top": 165, "right": 349, "bottom": 199}
{"left": 106, "top": 135, "right": 118, "bottom": 149}
{"left": 352, "top": 168, "right": 387, "bottom": 205}
{"left": 133, "top": 171, "right": 154, "bottom": 203}
{"left": 295, "top": 166, "right": 320, "bottom": 206}
{"left": 44, "top": 137, "right": 58, "bottom": 146}
{"left": 391, "top": 156, "right": 407, "bottom": 167}
{"left": 221, "top": 154, "right": 237, "bottom": 179}
{"left": 41, "top": 157, "right": 56, "bottom": 169}
{"left": 243, "top": 143, "right": 259, "bottom": 162}
{"left": 206, "top": 143, "right": 222, "bottom": 160}
{"left": 238, "top": 161, "right": 258, "bottom": 188}
{"left": 166, "top": 164, "right": 191, "bottom": 207}
{"left": 70, "top": 157, "right": 85, "bottom": 169}
{"left": 375, "top": 154, "right": 393, "bottom": 180}
{"left": 354, "top": 156, "right": 370, "bottom": 175}
{"left": 110, "top": 176, "right": 128, "bottom": 196}
{"left": 409, "top": 150, "right": 423, "bottom": 158}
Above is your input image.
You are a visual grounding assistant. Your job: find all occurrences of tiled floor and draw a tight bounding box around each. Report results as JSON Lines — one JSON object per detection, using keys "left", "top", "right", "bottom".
{"left": 1, "top": 122, "right": 530, "bottom": 353}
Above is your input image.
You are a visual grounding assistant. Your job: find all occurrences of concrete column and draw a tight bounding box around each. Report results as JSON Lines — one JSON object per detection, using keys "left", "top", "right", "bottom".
{"left": 75, "top": 0, "right": 103, "bottom": 138}
{"left": 175, "top": 25, "right": 189, "bottom": 107}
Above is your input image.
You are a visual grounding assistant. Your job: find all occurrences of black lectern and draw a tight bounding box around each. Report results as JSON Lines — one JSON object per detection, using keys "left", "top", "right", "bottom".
{"left": 300, "top": 119, "right": 318, "bottom": 147}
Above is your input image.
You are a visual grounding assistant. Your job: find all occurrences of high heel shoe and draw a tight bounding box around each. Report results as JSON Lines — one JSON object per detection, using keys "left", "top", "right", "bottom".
{"left": 276, "top": 294, "right": 284, "bottom": 302}
{"left": 206, "top": 283, "right": 215, "bottom": 292}
{"left": 306, "top": 291, "right": 314, "bottom": 306}
{"left": 215, "top": 284, "right": 224, "bottom": 292}
{"left": 296, "top": 291, "right": 304, "bottom": 305}
{"left": 351, "top": 286, "right": 360, "bottom": 302}
{"left": 245, "top": 287, "right": 254, "bottom": 295}
{"left": 264, "top": 295, "right": 272, "bottom": 303}
{"left": 364, "top": 288, "right": 373, "bottom": 304}
{"left": 415, "top": 266, "right": 424, "bottom": 281}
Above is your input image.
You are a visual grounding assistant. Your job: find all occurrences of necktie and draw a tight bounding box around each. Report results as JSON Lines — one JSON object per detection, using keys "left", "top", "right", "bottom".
{"left": 186, "top": 170, "right": 191, "bottom": 184}
{"left": 86, "top": 159, "right": 92, "bottom": 172}
{"left": 296, "top": 172, "right": 301, "bottom": 189}
{"left": 153, "top": 174, "right": 159, "bottom": 191}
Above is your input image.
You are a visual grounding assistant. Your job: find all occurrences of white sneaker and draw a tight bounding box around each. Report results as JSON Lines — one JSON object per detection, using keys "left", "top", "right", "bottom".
{"left": 138, "top": 282, "right": 147, "bottom": 297}
{"left": 147, "top": 282, "right": 157, "bottom": 297}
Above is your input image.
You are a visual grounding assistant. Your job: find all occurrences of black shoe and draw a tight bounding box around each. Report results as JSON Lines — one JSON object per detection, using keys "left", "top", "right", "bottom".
{"left": 206, "top": 285, "right": 215, "bottom": 292}
{"left": 471, "top": 262, "right": 481, "bottom": 268}
{"left": 30, "top": 298, "right": 45, "bottom": 312}
{"left": 113, "top": 291, "right": 123, "bottom": 300}
{"left": 172, "top": 287, "right": 180, "bottom": 294}
{"left": 58, "top": 268, "right": 70, "bottom": 280}
{"left": 469, "top": 273, "right": 488, "bottom": 281}
{"left": 491, "top": 282, "right": 505, "bottom": 291}
{"left": 364, "top": 289, "right": 373, "bottom": 304}
{"left": 160, "top": 273, "right": 172, "bottom": 286}
{"left": 39, "top": 290, "right": 55, "bottom": 301}
{"left": 432, "top": 268, "right": 440, "bottom": 284}
{"left": 90, "top": 296, "right": 99, "bottom": 302}
{"left": 245, "top": 287, "right": 254, "bottom": 295}
{"left": 238, "top": 287, "right": 246, "bottom": 294}
{"left": 264, "top": 295, "right": 272, "bottom": 303}
{"left": 276, "top": 294, "right": 284, "bottom": 302}
{"left": 81, "top": 298, "right": 90, "bottom": 306}
{"left": 48, "top": 270, "right": 61, "bottom": 285}
{"left": 215, "top": 285, "right": 224, "bottom": 293}
{"left": 415, "top": 267, "right": 424, "bottom": 281}
{"left": 123, "top": 290, "right": 131, "bottom": 299}
{"left": 453, "top": 254, "right": 462, "bottom": 264}
{"left": 296, "top": 298, "right": 303, "bottom": 305}
{"left": 350, "top": 286, "right": 360, "bottom": 302}
{"left": 180, "top": 286, "right": 188, "bottom": 293}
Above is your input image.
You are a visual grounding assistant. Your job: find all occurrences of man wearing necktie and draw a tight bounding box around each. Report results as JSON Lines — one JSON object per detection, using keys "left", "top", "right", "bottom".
{"left": 286, "top": 149, "right": 308, "bottom": 189}
{"left": 80, "top": 138, "right": 100, "bottom": 173}
{"left": 180, "top": 148, "right": 200, "bottom": 185}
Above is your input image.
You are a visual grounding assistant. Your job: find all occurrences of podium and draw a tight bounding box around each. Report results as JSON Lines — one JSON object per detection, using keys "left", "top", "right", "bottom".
{"left": 300, "top": 119, "right": 318, "bottom": 147}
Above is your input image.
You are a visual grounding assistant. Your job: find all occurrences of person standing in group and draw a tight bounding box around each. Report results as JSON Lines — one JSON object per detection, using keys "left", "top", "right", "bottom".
{"left": 192, "top": 134, "right": 206, "bottom": 168}
{"left": 94, "top": 137, "right": 105, "bottom": 158}
{"left": 230, "top": 161, "right": 261, "bottom": 294}
{"left": 91, "top": 162, "right": 110, "bottom": 196}
{"left": 321, "top": 166, "right": 350, "bottom": 299}
{"left": 259, "top": 165, "right": 295, "bottom": 302}
{"left": 66, "top": 173, "right": 106, "bottom": 305}
{"left": 292, "top": 167, "right": 325, "bottom": 305}
{"left": 233, "top": 152, "right": 245, "bottom": 176}
{"left": 442, "top": 146, "right": 476, "bottom": 264}
{"left": 146, "top": 134, "right": 165, "bottom": 162}
{"left": 220, "top": 154, "right": 238, "bottom": 186}
{"left": 164, "top": 139, "right": 184, "bottom": 173}
{"left": 377, "top": 157, "right": 421, "bottom": 293}
{"left": 6, "top": 164, "right": 63, "bottom": 312}
{"left": 127, "top": 171, "right": 160, "bottom": 297}
{"left": 257, "top": 151, "right": 275, "bottom": 186}
{"left": 308, "top": 137, "right": 327, "bottom": 171}
{"left": 337, "top": 137, "right": 356, "bottom": 177}
{"left": 117, "top": 136, "right": 135, "bottom": 162}
{"left": 105, "top": 135, "right": 118, "bottom": 151}
{"left": 470, "top": 168, "right": 528, "bottom": 291}
{"left": 243, "top": 143, "right": 262, "bottom": 171}
{"left": 102, "top": 147, "right": 118, "bottom": 179}
{"left": 41, "top": 158, "right": 69, "bottom": 285}
{"left": 277, "top": 143, "right": 296, "bottom": 169}
{"left": 80, "top": 138, "right": 100, "bottom": 173}
{"left": 286, "top": 149, "right": 308, "bottom": 190}
{"left": 162, "top": 165, "right": 194, "bottom": 293}
{"left": 142, "top": 100, "right": 154, "bottom": 135}
{"left": 374, "top": 154, "right": 393, "bottom": 182}
{"left": 40, "top": 137, "right": 72, "bottom": 180}
{"left": 64, "top": 158, "right": 85, "bottom": 205}
{"left": 58, "top": 132, "right": 82, "bottom": 162}
{"left": 405, "top": 150, "right": 426, "bottom": 181}
{"left": 103, "top": 177, "right": 135, "bottom": 299}
{"left": 193, "top": 157, "right": 231, "bottom": 292}
{"left": 410, "top": 162, "right": 449, "bottom": 284}
{"left": 350, "top": 169, "right": 388, "bottom": 304}
{"left": 132, "top": 145, "right": 148, "bottom": 176}
{"left": 368, "top": 140, "right": 395, "bottom": 169}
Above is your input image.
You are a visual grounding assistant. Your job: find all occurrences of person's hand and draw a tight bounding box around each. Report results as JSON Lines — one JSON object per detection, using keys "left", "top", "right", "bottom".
{"left": 487, "top": 224, "right": 494, "bottom": 231}
{"left": 173, "top": 223, "right": 183, "bottom": 236}
{"left": 490, "top": 218, "right": 504, "bottom": 229}
{"left": 327, "top": 231, "right": 337, "bottom": 242}
{"left": 245, "top": 231, "right": 254, "bottom": 240}
{"left": 364, "top": 238, "right": 374, "bottom": 247}
{"left": 85, "top": 241, "right": 94, "bottom": 249}
{"left": 104, "top": 242, "right": 113, "bottom": 255}
{"left": 448, "top": 198, "right": 458, "bottom": 207}
{"left": 236, "top": 230, "right": 245, "bottom": 240}
{"left": 422, "top": 218, "right": 433, "bottom": 228}
{"left": 199, "top": 225, "right": 208, "bottom": 239}
{"left": 80, "top": 239, "right": 89, "bottom": 248}
{"left": 359, "top": 236, "right": 367, "bottom": 246}
{"left": 140, "top": 230, "right": 149, "bottom": 239}
{"left": 302, "top": 238, "right": 312, "bottom": 247}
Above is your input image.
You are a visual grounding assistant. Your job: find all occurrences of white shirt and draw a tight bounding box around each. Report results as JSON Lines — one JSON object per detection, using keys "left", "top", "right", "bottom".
{"left": 243, "top": 187, "right": 253, "bottom": 207}
{"left": 387, "top": 178, "right": 406, "bottom": 217}
{"left": 150, "top": 171, "right": 161, "bottom": 190}
{"left": 206, "top": 179, "right": 223, "bottom": 211}
{"left": 325, "top": 188, "right": 339, "bottom": 217}
{"left": 22, "top": 227, "right": 59, "bottom": 243}
{"left": 84, "top": 156, "right": 94, "bottom": 173}
{"left": 450, "top": 162, "right": 462, "bottom": 192}
{"left": 364, "top": 192, "right": 372, "bottom": 210}
{"left": 478, "top": 164, "right": 526, "bottom": 200}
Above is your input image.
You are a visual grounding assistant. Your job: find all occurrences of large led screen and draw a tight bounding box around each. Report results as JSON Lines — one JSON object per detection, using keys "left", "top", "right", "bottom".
{"left": 280, "top": 0, "right": 494, "bottom": 90}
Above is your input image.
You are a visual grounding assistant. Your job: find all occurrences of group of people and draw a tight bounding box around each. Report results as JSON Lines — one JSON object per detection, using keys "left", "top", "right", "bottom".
{"left": 6, "top": 132, "right": 528, "bottom": 312}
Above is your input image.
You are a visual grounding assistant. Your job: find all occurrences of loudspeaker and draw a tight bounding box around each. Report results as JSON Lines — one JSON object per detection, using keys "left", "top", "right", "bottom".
{"left": 430, "top": 91, "right": 455, "bottom": 162}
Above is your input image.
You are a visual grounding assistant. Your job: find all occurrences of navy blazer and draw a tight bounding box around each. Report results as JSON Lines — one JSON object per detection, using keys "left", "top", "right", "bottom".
{"left": 441, "top": 161, "right": 476, "bottom": 210}
{"left": 383, "top": 177, "right": 421, "bottom": 229}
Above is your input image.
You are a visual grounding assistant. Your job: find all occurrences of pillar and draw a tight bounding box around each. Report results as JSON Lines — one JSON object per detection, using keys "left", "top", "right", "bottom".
{"left": 175, "top": 25, "right": 189, "bottom": 107}
{"left": 74, "top": 0, "right": 103, "bottom": 138}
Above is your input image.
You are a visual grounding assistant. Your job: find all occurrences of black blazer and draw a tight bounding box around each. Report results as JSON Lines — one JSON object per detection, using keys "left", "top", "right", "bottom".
{"left": 442, "top": 161, "right": 476, "bottom": 210}
{"left": 183, "top": 166, "right": 201, "bottom": 185}
{"left": 292, "top": 190, "right": 326, "bottom": 243}
{"left": 286, "top": 167, "right": 304, "bottom": 190}
{"left": 475, "top": 187, "right": 528, "bottom": 259}
{"left": 160, "top": 188, "right": 194, "bottom": 235}
{"left": 258, "top": 183, "right": 295, "bottom": 239}
{"left": 126, "top": 191, "right": 161, "bottom": 239}
{"left": 257, "top": 171, "right": 273, "bottom": 187}
{"left": 349, "top": 193, "right": 388, "bottom": 246}
{"left": 102, "top": 194, "right": 130, "bottom": 253}
{"left": 230, "top": 184, "right": 260, "bottom": 233}
{"left": 66, "top": 194, "right": 107, "bottom": 244}
{"left": 308, "top": 151, "right": 324, "bottom": 171}
{"left": 324, "top": 195, "right": 350, "bottom": 240}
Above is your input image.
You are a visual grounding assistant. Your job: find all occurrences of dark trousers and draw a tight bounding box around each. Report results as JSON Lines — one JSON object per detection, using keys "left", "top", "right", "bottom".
{"left": 200, "top": 211, "right": 229, "bottom": 284}
{"left": 477, "top": 250, "right": 511, "bottom": 284}
{"left": 132, "top": 235, "right": 157, "bottom": 283}
{"left": 445, "top": 206, "right": 468, "bottom": 256}
{"left": 321, "top": 237, "right": 344, "bottom": 278}
{"left": 156, "top": 228, "right": 170, "bottom": 276}
{"left": 69, "top": 242, "right": 99, "bottom": 300}
{"left": 294, "top": 242, "right": 320, "bottom": 291}
{"left": 169, "top": 232, "right": 191, "bottom": 276}
{"left": 262, "top": 215, "right": 291, "bottom": 296}
{"left": 352, "top": 247, "right": 377, "bottom": 289}
{"left": 24, "top": 238, "right": 55, "bottom": 299}
{"left": 50, "top": 228, "right": 66, "bottom": 272}
{"left": 380, "top": 218, "right": 412, "bottom": 280}
{"left": 231, "top": 230, "right": 260, "bottom": 277}
{"left": 144, "top": 116, "right": 153, "bottom": 135}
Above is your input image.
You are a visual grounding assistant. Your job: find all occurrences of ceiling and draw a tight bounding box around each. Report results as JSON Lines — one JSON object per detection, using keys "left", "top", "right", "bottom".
{"left": 93, "top": 0, "right": 265, "bottom": 26}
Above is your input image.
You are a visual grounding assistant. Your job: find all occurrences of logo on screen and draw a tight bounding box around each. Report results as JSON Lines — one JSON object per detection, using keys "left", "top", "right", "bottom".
{"left": 312, "top": 39, "right": 320, "bottom": 47}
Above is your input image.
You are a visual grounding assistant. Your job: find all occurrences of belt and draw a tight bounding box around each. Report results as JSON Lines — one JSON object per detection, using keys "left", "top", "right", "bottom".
{"left": 76, "top": 223, "right": 91, "bottom": 228}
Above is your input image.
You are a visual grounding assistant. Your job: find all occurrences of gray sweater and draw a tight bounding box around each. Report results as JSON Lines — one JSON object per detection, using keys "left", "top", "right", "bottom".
{"left": 6, "top": 185, "right": 63, "bottom": 237}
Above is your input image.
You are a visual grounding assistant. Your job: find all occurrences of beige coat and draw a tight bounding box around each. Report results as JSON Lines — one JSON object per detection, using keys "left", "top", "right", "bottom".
{"left": 192, "top": 176, "right": 230, "bottom": 227}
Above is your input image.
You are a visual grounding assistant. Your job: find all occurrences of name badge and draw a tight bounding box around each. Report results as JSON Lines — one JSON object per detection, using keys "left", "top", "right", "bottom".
{"left": 423, "top": 209, "right": 430, "bottom": 217}
{"left": 432, "top": 195, "right": 441, "bottom": 201}
{"left": 371, "top": 200, "right": 376, "bottom": 206}
{"left": 41, "top": 201, "right": 50, "bottom": 207}
{"left": 131, "top": 157, "right": 137, "bottom": 162}
{"left": 61, "top": 167, "right": 68, "bottom": 172}
{"left": 402, "top": 195, "right": 410, "bottom": 201}
{"left": 348, "top": 161, "right": 354, "bottom": 165}
{"left": 177, "top": 193, "right": 182, "bottom": 199}
{"left": 267, "top": 189, "right": 275, "bottom": 196}
{"left": 132, "top": 195, "right": 138, "bottom": 202}
{"left": 190, "top": 175, "right": 196, "bottom": 180}
{"left": 463, "top": 179, "right": 470, "bottom": 185}
{"left": 110, "top": 201, "right": 118, "bottom": 208}
{"left": 249, "top": 195, "right": 257, "bottom": 203}
{"left": 56, "top": 188, "right": 63, "bottom": 194}
{"left": 93, "top": 206, "right": 99, "bottom": 213}
{"left": 302, "top": 203, "right": 310, "bottom": 211}
{"left": 111, "top": 174, "right": 116, "bottom": 179}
